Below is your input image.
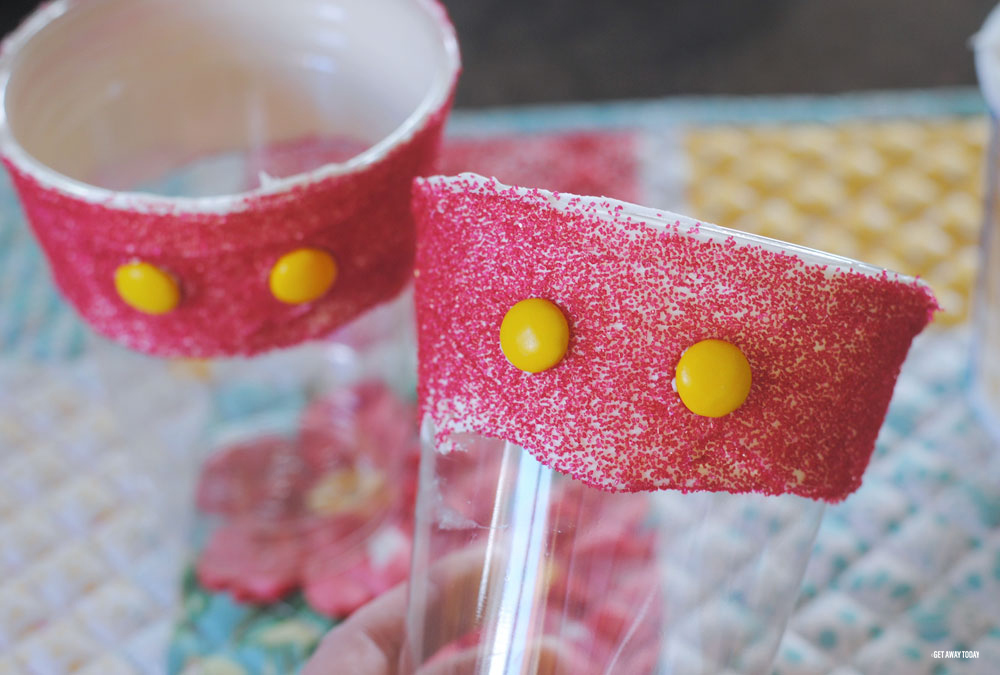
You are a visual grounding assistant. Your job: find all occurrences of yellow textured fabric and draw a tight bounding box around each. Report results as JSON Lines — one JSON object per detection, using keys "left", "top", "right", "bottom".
{"left": 686, "top": 118, "right": 987, "bottom": 324}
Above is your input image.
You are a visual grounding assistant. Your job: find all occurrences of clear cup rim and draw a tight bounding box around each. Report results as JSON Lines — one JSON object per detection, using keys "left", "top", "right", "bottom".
{"left": 0, "top": 0, "right": 461, "bottom": 214}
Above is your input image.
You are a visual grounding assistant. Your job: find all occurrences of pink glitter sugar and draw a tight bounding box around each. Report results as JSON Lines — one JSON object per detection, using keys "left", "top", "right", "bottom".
{"left": 412, "top": 173, "right": 938, "bottom": 502}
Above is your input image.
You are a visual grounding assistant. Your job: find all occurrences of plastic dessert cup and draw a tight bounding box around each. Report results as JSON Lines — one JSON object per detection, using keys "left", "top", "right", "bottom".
{"left": 401, "top": 174, "right": 936, "bottom": 674}
{"left": 974, "top": 6, "right": 1000, "bottom": 439}
{"left": 401, "top": 425, "right": 825, "bottom": 675}
{"left": 0, "top": 0, "right": 460, "bottom": 357}
{"left": 0, "top": 3, "right": 459, "bottom": 668}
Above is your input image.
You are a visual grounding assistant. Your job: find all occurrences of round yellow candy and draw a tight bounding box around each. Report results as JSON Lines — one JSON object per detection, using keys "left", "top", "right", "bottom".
{"left": 675, "top": 339, "right": 752, "bottom": 418}
{"left": 269, "top": 248, "right": 338, "bottom": 305}
{"left": 500, "top": 298, "right": 570, "bottom": 373}
{"left": 114, "top": 262, "right": 180, "bottom": 315}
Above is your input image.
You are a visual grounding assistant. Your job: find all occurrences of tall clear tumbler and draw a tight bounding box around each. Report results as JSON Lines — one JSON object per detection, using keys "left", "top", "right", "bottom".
{"left": 402, "top": 422, "right": 825, "bottom": 675}
{"left": 975, "top": 6, "right": 1000, "bottom": 438}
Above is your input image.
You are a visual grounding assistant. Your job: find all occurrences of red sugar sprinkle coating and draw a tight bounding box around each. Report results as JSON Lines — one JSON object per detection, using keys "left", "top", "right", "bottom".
{"left": 413, "top": 174, "right": 938, "bottom": 502}
{"left": 3, "top": 97, "right": 453, "bottom": 358}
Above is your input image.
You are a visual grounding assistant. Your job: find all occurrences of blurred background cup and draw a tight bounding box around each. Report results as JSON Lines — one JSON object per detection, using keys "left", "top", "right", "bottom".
{"left": 0, "top": 0, "right": 460, "bottom": 357}
{"left": 0, "top": 0, "right": 459, "bottom": 663}
{"left": 402, "top": 423, "right": 825, "bottom": 675}
{"left": 974, "top": 5, "right": 1000, "bottom": 439}
{"left": 0, "top": 0, "right": 459, "bottom": 530}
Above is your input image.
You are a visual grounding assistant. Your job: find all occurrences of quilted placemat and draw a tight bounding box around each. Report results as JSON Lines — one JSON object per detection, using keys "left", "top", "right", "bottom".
{"left": 0, "top": 356, "right": 206, "bottom": 674}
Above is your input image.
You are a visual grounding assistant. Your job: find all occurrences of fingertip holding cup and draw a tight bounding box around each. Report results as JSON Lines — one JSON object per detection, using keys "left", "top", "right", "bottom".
{"left": 0, "top": 0, "right": 460, "bottom": 357}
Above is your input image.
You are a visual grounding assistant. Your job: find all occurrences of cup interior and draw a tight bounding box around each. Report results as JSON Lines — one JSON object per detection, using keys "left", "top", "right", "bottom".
{"left": 1, "top": 0, "right": 457, "bottom": 196}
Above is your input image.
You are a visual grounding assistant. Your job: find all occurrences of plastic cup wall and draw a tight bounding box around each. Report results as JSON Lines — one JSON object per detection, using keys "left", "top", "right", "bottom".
{"left": 402, "top": 422, "right": 825, "bottom": 675}
{"left": 973, "top": 7, "right": 1000, "bottom": 439}
{"left": 971, "top": 118, "right": 1000, "bottom": 439}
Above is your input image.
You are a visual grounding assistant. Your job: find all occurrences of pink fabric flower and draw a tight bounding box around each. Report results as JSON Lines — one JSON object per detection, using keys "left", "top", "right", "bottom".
{"left": 194, "top": 382, "right": 419, "bottom": 616}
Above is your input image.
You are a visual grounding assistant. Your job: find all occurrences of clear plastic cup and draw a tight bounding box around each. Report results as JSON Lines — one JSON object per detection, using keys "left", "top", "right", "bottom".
{"left": 401, "top": 171, "right": 942, "bottom": 675}
{"left": 0, "top": 0, "right": 460, "bottom": 358}
{"left": 975, "top": 6, "right": 1000, "bottom": 439}
{"left": 402, "top": 422, "right": 825, "bottom": 675}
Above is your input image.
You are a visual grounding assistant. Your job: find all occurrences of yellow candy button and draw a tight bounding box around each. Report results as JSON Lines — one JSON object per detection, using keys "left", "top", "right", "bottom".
{"left": 269, "top": 248, "right": 338, "bottom": 305}
{"left": 114, "top": 262, "right": 180, "bottom": 315}
{"left": 500, "top": 298, "right": 570, "bottom": 373}
{"left": 675, "top": 339, "right": 752, "bottom": 418}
